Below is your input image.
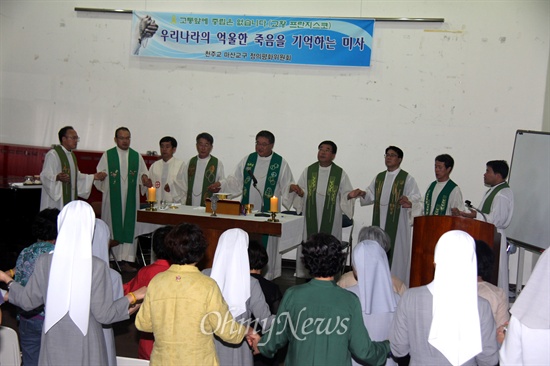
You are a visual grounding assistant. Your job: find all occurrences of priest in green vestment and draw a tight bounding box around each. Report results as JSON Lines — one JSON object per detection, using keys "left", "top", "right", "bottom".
{"left": 455, "top": 160, "right": 514, "bottom": 292}
{"left": 357, "top": 146, "right": 421, "bottom": 286}
{"left": 184, "top": 132, "right": 225, "bottom": 207}
{"left": 40, "top": 126, "right": 107, "bottom": 210}
{"left": 209, "top": 130, "right": 295, "bottom": 280}
{"left": 411, "top": 154, "right": 464, "bottom": 217}
{"left": 95, "top": 127, "right": 151, "bottom": 266}
{"left": 290, "top": 140, "right": 364, "bottom": 278}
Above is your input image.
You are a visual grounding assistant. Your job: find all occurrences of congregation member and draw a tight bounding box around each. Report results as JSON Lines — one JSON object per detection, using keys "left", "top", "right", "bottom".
{"left": 92, "top": 218, "right": 124, "bottom": 366}
{"left": 185, "top": 132, "right": 225, "bottom": 206}
{"left": 475, "top": 240, "right": 510, "bottom": 329}
{"left": 347, "top": 240, "right": 400, "bottom": 366}
{"left": 12, "top": 208, "right": 60, "bottom": 366}
{"left": 255, "top": 233, "right": 390, "bottom": 366}
{"left": 410, "top": 154, "right": 464, "bottom": 216}
{"left": 95, "top": 127, "right": 151, "bottom": 272}
{"left": 499, "top": 249, "right": 549, "bottom": 365}
{"left": 390, "top": 230, "right": 498, "bottom": 366}
{"left": 205, "top": 229, "right": 274, "bottom": 366}
{"left": 290, "top": 140, "right": 364, "bottom": 278}
{"left": 357, "top": 146, "right": 421, "bottom": 286}
{"left": 40, "top": 126, "right": 106, "bottom": 210}
{"left": 0, "top": 201, "right": 146, "bottom": 366}
{"left": 210, "top": 130, "right": 295, "bottom": 280}
{"left": 135, "top": 223, "right": 259, "bottom": 365}
{"left": 123, "top": 225, "right": 172, "bottom": 360}
{"left": 454, "top": 160, "right": 514, "bottom": 292}
{"left": 248, "top": 240, "right": 283, "bottom": 315}
{"left": 147, "top": 136, "right": 186, "bottom": 203}
{"left": 248, "top": 240, "right": 283, "bottom": 366}
{"left": 338, "top": 226, "right": 407, "bottom": 296}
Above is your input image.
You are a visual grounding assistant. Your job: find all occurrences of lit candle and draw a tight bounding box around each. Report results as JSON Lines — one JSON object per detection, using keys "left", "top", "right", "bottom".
{"left": 148, "top": 187, "right": 156, "bottom": 202}
{"left": 270, "top": 196, "right": 278, "bottom": 212}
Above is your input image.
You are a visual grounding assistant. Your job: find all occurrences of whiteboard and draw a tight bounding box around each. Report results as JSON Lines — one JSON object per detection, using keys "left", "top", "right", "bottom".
{"left": 506, "top": 130, "right": 550, "bottom": 250}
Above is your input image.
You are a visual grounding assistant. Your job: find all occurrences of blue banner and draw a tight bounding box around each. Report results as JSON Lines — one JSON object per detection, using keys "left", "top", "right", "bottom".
{"left": 132, "top": 12, "right": 374, "bottom": 67}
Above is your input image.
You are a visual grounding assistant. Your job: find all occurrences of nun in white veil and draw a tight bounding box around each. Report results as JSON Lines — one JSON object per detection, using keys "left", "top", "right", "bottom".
{"left": 0, "top": 201, "right": 146, "bottom": 365}
{"left": 500, "top": 248, "right": 550, "bottom": 365}
{"left": 347, "top": 240, "right": 399, "bottom": 366}
{"left": 390, "top": 230, "right": 499, "bottom": 366}
{"left": 92, "top": 218, "right": 124, "bottom": 366}
{"left": 205, "top": 228, "right": 274, "bottom": 366}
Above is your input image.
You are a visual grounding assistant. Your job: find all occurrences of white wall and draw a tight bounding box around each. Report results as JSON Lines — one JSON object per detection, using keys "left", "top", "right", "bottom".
{"left": 2, "top": 1, "right": 549, "bottom": 273}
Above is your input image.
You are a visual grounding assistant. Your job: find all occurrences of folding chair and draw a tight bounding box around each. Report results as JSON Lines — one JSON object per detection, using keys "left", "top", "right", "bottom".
{"left": 341, "top": 214, "right": 354, "bottom": 274}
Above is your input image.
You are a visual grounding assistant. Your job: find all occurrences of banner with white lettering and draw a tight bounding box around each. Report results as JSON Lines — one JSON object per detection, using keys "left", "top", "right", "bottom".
{"left": 132, "top": 11, "right": 374, "bottom": 67}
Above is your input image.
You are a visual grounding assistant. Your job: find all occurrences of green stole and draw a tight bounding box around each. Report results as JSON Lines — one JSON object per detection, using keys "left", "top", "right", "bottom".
{"left": 242, "top": 152, "right": 283, "bottom": 210}
{"left": 186, "top": 155, "right": 219, "bottom": 206}
{"left": 53, "top": 145, "right": 79, "bottom": 205}
{"left": 242, "top": 152, "right": 283, "bottom": 249}
{"left": 305, "top": 163, "right": 343, "bottom": 238}
{"left": 373, "top": 169, "right": 408, "bottom": 266}
{"left": 107, "top": 147, "right": 140, "bottom": 243}
{"left": 424, "top": 179, "right": 458, "bottom": 215}
{"left": 481, "top": 182, "right": 510, "bottom": 214}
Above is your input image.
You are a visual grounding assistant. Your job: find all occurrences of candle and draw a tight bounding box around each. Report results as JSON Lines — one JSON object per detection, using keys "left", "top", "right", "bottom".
{"left": 270, "top": 196, "right": 278, "bottom": 212}
{"left": 148, "top": 187, "right": 156, "bottom": 202}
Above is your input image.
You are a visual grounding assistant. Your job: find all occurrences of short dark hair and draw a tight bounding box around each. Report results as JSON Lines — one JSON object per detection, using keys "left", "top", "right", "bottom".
{"left": 318, "top": 140, "right": 337, "bottom": 155}
{"left": 248, "top": 240, "right": 268, "bottom": 270}
{"left": 196, "top": 132, "right": 214, "bottom": 145}
{"left": 486, "top": 160, "right": 509, "bottom": 180}
{"left": 58, "top": 126, "right": 74, "bottom": 144}
{"left": 435, "top": 154, "right": 455, "bottom": 170}
{"left": 256, "top": 130, "right": 275, "bottom": 145}
{"left": 386, "top": 146, "right": 404, "bottom": 159}
{"left": 475, "top": 240, "right": 494, "bottom": 282}
{"left": 159, "top": 136, "right": 177, "bottom": 148}
{"left": 114, "top": 127, "right": 130, "bottom": 138}
{"left": 164, "top": 223, "right": 207, "bottom": 265}
{"left": 152, "top": 225, "right": 173, "bottom": 260}
{"left": 32, "top": 208, "right": 60, "bottom": 241}
{"left": 301, "top": 233, "right": 346, "bottom": 278}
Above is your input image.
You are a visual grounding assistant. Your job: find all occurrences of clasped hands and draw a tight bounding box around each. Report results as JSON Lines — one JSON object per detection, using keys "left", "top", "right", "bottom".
{"left": 126, "top": 286, "right": 147, "bottom": 315}
{"left": 245, "top": 327, "right": 261, "bottom": 355}
{"left": 288, "top": 186, "right": 368, "bottom": 201}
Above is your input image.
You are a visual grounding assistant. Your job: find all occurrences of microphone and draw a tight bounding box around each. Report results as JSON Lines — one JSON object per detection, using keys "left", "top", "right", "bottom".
{"left": 465, "top": 200, "right": 487, "bottom": 222}
{"left": 247, "top": 168, "right": 269, "bottom": 217}
{"left": 247, "top": 168, "right": 258, "bottom": 187}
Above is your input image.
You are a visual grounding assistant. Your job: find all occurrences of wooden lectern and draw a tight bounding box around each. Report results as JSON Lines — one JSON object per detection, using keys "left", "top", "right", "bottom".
{"left": 410, "top": 216, "right": 500, "bottom": 288}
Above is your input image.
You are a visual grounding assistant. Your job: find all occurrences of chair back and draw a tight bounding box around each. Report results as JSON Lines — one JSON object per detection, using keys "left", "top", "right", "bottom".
{"left": 0, "top": 326, "right": 22, "bottom": 366}
{"left": 341, "top": 214, "right": 354, "bottom": 274}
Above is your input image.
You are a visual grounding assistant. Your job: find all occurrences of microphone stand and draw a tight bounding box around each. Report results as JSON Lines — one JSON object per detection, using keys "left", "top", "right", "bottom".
{"left": 253, "top": 181, "right": 270, "bottom": 217}
{"left": 465, "top": 200, "right": 487, "bottom": 222}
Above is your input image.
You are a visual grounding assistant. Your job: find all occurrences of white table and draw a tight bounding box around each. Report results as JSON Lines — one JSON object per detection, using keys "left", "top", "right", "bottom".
{"left": 135, "top": 205, "right": 304, "bottom": 267}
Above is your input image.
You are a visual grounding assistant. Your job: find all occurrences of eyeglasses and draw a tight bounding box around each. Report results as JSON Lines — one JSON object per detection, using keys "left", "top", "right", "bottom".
{"left": 116, "top": 136, "right": 131, "bottom": 141}
{"left": 318, "top": 148, "right": 333, "bottom": 153}
{"left": 197, "top": 143, "right": 212, "bottom": 148}
{"left": 256, "top": 141, "right": 272, "bottom": 147}
{"left": 66, "top": 136, "right": 80, "bottom": 142}
{"left": 384, "top": 153, "right": 399, "bottom": 158}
